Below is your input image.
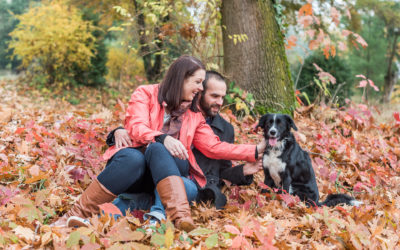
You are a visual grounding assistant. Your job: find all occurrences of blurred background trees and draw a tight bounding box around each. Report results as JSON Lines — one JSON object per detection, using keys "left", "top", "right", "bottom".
{"left": 0, "top": 0, "right": 399, "bottom": 110}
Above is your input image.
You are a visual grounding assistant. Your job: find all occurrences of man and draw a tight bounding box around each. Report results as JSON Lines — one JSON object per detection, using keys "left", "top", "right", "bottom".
{"left": 107, "top": 70, "right": 261, "bottom": 217}
{"left": 193, "top": 71, "right": 261, "bottom": 208}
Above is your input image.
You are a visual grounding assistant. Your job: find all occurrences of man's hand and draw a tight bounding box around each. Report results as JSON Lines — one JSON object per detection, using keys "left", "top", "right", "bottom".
{"left": 114, "top": 129, "right": 133, "bottom": 148}
{"left": 243, "top": 161, "right": 263, "bottom": 176}
{"left": 164, "top": 136, "right": 189, "bottom": 160}
{"left": 256, "top": 137, "right": 267, "bottom": 155}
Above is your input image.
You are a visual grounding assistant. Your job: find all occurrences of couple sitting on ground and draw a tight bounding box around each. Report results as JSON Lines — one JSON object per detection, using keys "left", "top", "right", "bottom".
{"left": 53, "top": 55, "right": 266, "bottom": 232}
{"left": 109, "top": 70, "right": 263, "bottom": 225}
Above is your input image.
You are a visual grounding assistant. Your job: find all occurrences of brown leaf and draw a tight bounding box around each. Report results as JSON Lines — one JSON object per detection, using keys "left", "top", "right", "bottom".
{"left": 107, "top": 218, "right": 144, "bottom": 243}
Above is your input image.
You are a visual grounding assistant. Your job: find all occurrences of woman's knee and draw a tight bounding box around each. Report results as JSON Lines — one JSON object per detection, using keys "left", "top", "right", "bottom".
{"left": 102, "top": 148, "right": 146, "bottom": 177}
{"left": 98, "top": 148, "right": 147, "bottom": 194}
{"left": 113, "top": 148, "right": 145, "bottom": 171}
{"left": 145, "top": 142, "right": 168, "bottom": 157}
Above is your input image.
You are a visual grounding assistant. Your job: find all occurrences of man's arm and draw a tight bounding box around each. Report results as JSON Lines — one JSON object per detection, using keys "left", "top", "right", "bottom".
{"left": 218, "top": 120, "right": 260, "bottom": 185}
{"left": 106, "top": 127, "right": 132, "bottom": 148}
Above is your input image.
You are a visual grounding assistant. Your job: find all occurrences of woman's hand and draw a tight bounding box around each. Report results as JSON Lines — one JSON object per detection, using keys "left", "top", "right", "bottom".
{"left": 114, "top": 129, "right": 133, "bottom": 148}
{"left": 256, "top": 137, "right": 267, "bottom": 156}
{"left": 164, "top": 136, "right": 189, "bottom": 160}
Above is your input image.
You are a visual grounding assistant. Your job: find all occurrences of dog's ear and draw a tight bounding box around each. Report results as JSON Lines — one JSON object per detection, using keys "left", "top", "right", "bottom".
{"left": 284, "top": 114, "right": 298, "bottom": 131}
{"left": 257, "top": 114, "right": 268, "bottom": 129}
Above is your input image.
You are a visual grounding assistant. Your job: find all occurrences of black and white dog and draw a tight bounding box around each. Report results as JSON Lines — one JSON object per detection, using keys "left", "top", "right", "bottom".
{"left": 257, "top": 113, "right": 362, "bottom": 207}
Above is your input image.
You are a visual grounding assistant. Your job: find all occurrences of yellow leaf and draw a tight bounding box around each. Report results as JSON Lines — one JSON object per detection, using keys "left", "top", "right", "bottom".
{"left": 164, "top": 227, "right": 174, "bottom": 248}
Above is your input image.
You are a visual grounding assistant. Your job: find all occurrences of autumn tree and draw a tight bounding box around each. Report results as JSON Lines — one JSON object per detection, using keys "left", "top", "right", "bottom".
{"left": 347, "top": 14, "right": 388, "bottom": 101}
{"left": 0, "top": 0, "right": 33, "bottom": 70}
{"left": 72, "top": 0, "right": 195, "bottom": 82}
{"left": 357, "top": 0, "right": 400, "bottom": 103}
{"left": 222, "top": 0, "right": 295, "bottom": 113}
{"left": 8, "top": 1, "right": 95, "bottom": 87}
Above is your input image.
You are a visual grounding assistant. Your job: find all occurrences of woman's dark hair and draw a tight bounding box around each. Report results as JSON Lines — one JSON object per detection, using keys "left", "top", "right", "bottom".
{"left": 158, "top": 55, "right": 205, "bottom": 112}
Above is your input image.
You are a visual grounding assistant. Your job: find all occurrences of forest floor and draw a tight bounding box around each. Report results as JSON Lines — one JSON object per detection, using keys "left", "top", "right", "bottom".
{"left": 0, "top": 78, "right": 399, "bottom": 249}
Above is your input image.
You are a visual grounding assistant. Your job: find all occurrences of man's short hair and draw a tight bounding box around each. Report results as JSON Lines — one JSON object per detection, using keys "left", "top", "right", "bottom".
{"left": 203, "top": 70, "right": 225, "bottom": 92}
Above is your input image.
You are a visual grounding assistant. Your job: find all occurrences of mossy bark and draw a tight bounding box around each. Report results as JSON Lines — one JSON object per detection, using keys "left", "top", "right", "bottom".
{"left": 222, "top": 0, "right": 295, "bottom": 114}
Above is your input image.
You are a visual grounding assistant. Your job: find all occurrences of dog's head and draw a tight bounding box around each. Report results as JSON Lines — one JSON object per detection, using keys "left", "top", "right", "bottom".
{"left": 257, "top": 113, "right": 298, "bottom": 147}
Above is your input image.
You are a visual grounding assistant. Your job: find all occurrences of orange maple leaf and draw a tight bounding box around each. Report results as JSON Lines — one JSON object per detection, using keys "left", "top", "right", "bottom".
{"left": 299, "top": 3, "right": 313, "bottom": 17}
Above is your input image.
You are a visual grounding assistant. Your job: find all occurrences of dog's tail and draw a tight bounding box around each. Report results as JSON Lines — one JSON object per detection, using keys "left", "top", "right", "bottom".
{"left": 318, "top": 194, "right": 363, "bottom": 207}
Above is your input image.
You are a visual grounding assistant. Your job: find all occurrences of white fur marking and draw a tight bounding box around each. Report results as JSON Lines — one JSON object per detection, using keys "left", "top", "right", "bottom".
{"left": 350, "top": 200, "right": 363, "bottom": 207}
{"left": 270, "top": 114, "right": 277, "bottom": 135}
{"left": 289, "top": 185, "right": 293, "bottom": 194}
{"left": 263, "top": 140, "right": 286, "bottom": 187}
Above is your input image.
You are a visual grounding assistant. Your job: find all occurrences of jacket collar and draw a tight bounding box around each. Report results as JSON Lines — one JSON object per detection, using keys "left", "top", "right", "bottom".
{"left": 208, "top": 113, "right": 225, "bottom": 132}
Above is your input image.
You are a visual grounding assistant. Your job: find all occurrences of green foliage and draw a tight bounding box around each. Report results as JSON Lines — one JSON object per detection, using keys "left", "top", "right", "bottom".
{"left": 8, "top": 1, "right": 95, "bottom": 88}
{"left": 346, "top": 14, "right": 388, "bottom": 99}
{"left": 0, "top": 0, "right": 33, "bottom": 70}
{"left": 297, "top": 53, "right": 354, "bottom": 106}
{"left": 73, "top": 8, "right": 108, "bottom": 86}
{"left": 224, "top": 82, "right": 256, "bottom": 117}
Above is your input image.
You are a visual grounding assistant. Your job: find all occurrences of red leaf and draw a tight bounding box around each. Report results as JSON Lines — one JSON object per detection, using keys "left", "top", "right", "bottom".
{"left": 33, "top": 131, "right": 43, "bottom": 142}
{"left": 98, "top": 202, "right": 123, "bottom": 216}
{"left": 67, "top": 186, "right": 75, "bottom": 193}
{"left": 15, "top": 127, "right": 25, "bottom": 135}
{"left": 94, "top": 118, "right": 104, "bottom": 124}
{"left": 242, "top": 226, "right": 253, "bottom": 237}
{"left": 231, "top": 235, "right": 243, "bottom": 249}
{"left": 369, "top": 174, "right": 376, "bottom": 187}
{"left": 336, "top": 206, "right": 349, "bottom": 216}
{"left": 224, "top": 225, "right": 240, "bottom": 235}
{"left": 394, "top": 112, "right": 400, "bottom": 124}
{"left": 330, "top": 7, "right": 340, "bottom": 26}
{"left": 329, "top": 171, "right": 337, "bottom": 183}
{"left": 243, "top": 200, "right": 251, "bottom": 211}
{"left": 314, "top": 157, "right": 325, "bottom": 167}
{"left": 358, "top": 80, "right": 368, "bottom": 88}
{"left": 279, "top": 193, "right": 299, "bottom": 207}
{"left": 353, "top": 182, "right": 363, "bottom": 192}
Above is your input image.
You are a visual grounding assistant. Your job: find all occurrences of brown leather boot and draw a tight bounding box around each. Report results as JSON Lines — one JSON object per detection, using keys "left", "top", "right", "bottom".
{"left": 156, "top": 176, "right": 196, "bottom": 232}
{"left": 52, "top": 178, "right": 116, "bottom": 227}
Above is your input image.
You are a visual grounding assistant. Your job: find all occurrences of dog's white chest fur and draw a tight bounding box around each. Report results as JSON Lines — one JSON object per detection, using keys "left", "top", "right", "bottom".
{"left": 262, "top": 142, "right": 286, "bottom": 187}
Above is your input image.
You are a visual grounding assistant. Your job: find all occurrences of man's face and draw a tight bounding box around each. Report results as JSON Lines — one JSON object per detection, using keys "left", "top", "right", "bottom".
{"left": 200, "top": 78, "right": 227, "bottom": 117}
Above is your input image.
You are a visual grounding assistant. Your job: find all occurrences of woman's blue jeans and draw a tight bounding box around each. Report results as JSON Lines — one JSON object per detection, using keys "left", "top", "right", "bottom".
{"left": 113, "top": 176, "right": 198, "bottom": 221}
{"left": 98, "top": 143, "right": 198, "bottom": 220}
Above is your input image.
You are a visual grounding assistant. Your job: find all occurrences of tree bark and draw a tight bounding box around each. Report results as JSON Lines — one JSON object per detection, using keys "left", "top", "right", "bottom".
{"left": 222, "top": 0, "right": 294, "bottom": 113}
{"left": 382, "top": 33, "right": 399, "bottom": 103}
{"left": 133, "top": 0, "right": 163, "bottom": 82}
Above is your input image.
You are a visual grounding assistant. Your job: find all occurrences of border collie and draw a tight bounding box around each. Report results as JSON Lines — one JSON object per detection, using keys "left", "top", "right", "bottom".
{"left": 257, "top": 113, "right": 362, "bottom": 207}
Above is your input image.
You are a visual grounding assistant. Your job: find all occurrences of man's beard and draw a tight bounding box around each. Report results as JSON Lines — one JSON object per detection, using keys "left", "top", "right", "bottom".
{"left": 200, "top": 97, "right": 220, "bottom": 117}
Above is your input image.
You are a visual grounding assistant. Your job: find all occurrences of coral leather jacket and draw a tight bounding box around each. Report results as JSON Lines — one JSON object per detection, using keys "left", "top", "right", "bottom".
{"left": 103, "top": 84, "right": 256, "bottom": 187}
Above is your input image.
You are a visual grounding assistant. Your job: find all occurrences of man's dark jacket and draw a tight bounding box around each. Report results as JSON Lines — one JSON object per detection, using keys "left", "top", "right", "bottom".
{"left": 193, "top": 113, "right": 253, "bottom": 209}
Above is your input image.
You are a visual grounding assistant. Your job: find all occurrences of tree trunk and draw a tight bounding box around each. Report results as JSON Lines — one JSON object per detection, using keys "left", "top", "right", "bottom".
{"left": 222, "top": 0, "right": 294, "bottom": 113}
{"left": 133, "top": 0, "right": 163, "bottom": 82}
{"left": 382, "top": 33, "right": 399, "bottom": 103}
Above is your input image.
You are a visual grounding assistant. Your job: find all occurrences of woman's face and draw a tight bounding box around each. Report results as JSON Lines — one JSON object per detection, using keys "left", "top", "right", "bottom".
{"left": 182, "top": 69, "right": 205, "bottom": 102}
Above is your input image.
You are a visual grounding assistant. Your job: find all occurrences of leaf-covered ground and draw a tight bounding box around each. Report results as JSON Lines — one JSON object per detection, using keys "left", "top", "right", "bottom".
{"left": 1, "top": 79, "right": 400, "bottom": 249}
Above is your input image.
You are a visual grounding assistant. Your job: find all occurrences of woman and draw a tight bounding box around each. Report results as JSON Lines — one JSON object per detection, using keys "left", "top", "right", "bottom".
{"left": 53, "top": 55, "right": 265, "bottom": 232}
